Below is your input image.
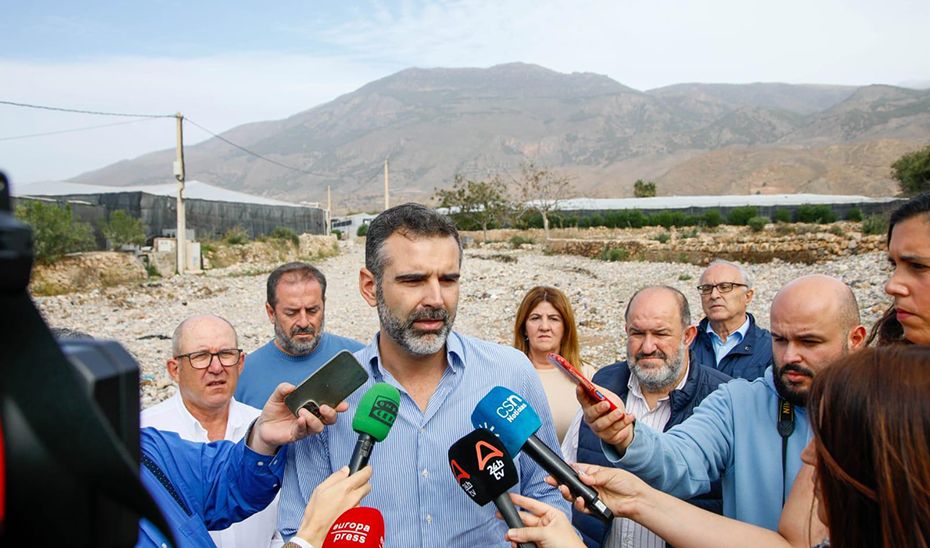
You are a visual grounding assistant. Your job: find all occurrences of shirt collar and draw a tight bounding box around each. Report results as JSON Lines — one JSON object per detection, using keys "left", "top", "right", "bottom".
{"left": 170, "top": 391, "right": 210, "bottom": 437}
{"left": 705, "top": 315, "right": 751, "bottom": 343}
{"left": 359, "top": 331, "right": 466, "bottom": 381}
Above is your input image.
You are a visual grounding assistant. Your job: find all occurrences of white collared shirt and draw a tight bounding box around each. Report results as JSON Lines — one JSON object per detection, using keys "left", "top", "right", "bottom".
{"left": 141, "top": 391, "right": 283, "bottom": 548}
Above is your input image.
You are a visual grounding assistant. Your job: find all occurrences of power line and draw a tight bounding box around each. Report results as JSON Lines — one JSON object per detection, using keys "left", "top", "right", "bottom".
{"left": 0, "top": 117, "right": 164, "bottom": 142}
{"left": 184, "top": 116, "right": 343, "bottom": 179}
{"left": 0, "top": 99, "right": 174, "bottom": 119}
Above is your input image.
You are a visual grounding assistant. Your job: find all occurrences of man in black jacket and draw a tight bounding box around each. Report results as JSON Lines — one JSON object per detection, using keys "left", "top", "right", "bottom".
{"left": 561, "top": 286, "right": 731, "bottom": 547}
{"left": 691, "top": 259, "right": 772, "bottom": 380}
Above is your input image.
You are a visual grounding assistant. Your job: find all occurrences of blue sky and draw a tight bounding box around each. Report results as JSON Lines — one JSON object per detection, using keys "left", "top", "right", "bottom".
{"left": 2, "top": 0, "right": 928, "bottom": 185}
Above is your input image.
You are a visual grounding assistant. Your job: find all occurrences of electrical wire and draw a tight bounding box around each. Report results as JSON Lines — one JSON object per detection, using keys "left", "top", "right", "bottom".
{"left": 0, "top": 99, "right": 174, "bottom": 119}
{"left": 0, "top": 117, "right": 164, "bottom": 142}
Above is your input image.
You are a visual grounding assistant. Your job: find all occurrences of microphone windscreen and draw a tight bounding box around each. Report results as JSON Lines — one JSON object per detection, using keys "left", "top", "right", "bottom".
{"left": 352, "top": 383, "right": 401, "bottom": 442}
{"left": 470, "top": 386, "right": 541, "bottom": 456}
{"left": 447, "top": 428, "right": 518, "bottom": 506}
{"left": 321, "top": 506, "right": 385, "bottom": 548}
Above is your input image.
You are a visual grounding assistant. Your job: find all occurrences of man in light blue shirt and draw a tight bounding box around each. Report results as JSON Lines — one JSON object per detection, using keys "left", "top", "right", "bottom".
{"left": 580, "top": 275, "right": 866, "bottom": 531}
{"left": 237, "top": 262, "right": 363, "bottom": 408}
{"left": 279, "top": 203, "right": 569, "bottom": 546}
{"left": 691, "top": 260, "right": 773, "bottom": 380}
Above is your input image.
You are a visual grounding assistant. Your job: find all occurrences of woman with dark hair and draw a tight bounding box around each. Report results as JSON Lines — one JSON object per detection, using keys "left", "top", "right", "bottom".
{"left": 869, "top": 191, "right": 930, "bottom": 346}
{"left": 503, "top": 346, "right": 930, "bottom": 548}
{"left": 513, "top": 286, "right": 594, "bottom": 442}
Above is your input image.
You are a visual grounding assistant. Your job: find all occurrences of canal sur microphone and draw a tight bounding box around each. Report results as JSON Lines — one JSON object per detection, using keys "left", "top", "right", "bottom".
{"left": 348, "top": 383, "right": 400, "bottom": 474}
{"left": 471, "top": 386, "right": 614, "bottom": 524}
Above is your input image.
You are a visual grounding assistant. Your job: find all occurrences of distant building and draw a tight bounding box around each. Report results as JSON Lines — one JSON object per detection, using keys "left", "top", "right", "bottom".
{"left": 331, "top": 212, "right": 377, "bottom": 239}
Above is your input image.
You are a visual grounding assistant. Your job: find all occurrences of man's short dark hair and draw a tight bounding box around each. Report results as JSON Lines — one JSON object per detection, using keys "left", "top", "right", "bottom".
{"left": 266, "top": 262, "right": 327, "bottom": 309}
{"left": 624, "top": 285, "right": 691, "bottom": 330}
{"left": 365, "top": 203, "right": 462, "bottom": 282}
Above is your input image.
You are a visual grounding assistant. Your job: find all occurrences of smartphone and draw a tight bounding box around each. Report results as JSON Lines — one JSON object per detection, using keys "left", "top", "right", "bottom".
{"left": 284, "top": 350, "right": 369, "bottom": 418}
{"left": 546, "top": 352, "right": 618, "bottom": 413}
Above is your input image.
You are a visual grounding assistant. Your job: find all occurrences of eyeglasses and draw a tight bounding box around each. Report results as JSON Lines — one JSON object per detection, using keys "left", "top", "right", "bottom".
{"left": 697, "top": 282, "right": 748, "bottom": 295}
{"left": 174, "top": 348, "right": 242, "bottom": 369}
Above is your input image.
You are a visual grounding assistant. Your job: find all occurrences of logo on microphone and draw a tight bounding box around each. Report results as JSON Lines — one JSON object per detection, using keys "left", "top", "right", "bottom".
{"left": 495, "top": 394, "right": 527, "bottom": 423}
{"left": 475, "top": 440, "right": 507, "bottom": 481}
{"left": 329, "top": 520, "right": 371, "bottom": 543}
{"left": 369, "top": 396, "right": 398, "bottom": 426}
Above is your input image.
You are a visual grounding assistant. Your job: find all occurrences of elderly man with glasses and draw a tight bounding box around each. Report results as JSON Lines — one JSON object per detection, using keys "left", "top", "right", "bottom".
{"left": 690, "top": 259, "right": 773, "bottom": 380}
{"left": 142, "top": 314, "right": 283, "bottom": 548}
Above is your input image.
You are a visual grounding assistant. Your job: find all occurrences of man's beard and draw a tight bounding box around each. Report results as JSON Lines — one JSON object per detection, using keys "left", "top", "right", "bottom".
{"left": 376, "top": 284, "right": 455, "bottom": 357}
{"left": 629, "top": 341, "right": 687, "bottom": 392}
{"left": 275, "top": 318, "right": 324, "bottom": 356}
{"left": 772, "top": 362, "right": 816, "bottom": 407}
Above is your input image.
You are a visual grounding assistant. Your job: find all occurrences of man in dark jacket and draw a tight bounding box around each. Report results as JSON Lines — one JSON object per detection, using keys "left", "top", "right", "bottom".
{"left": 691, "top": 260, "right": 772, "bottom": 380}
{"left": 562, "top": 286, "right": 731, "bottom": 547}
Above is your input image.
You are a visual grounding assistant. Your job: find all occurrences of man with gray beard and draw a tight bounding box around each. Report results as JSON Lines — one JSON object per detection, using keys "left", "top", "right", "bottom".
{"left": 236, "top": 262, "right": 363, "bottom": 408}
{"left": 278, "top": 203, "right": 568, "bottom": 545}
{"left": 562, "top": 286, "right": 732, "bottom": 548}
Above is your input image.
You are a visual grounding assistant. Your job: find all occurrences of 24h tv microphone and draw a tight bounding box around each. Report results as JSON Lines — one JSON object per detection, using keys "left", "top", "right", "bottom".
{"left": 471, "top": 386, "right": 614, "bottom": 524}
{"left": 321, "top": 507, "right": 384, "bottom": 548}
{"left": 348, "top": 383, "right": 400, "bottom": 474}
{"left": 448, "top": 428, "right": 535, "bottom": 548}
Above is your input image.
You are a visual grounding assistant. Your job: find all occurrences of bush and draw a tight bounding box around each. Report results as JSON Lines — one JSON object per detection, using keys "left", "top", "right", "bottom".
{"left": 356, "top": 224, "right": 369, "bottom": 237}
{"left": 794, "top": 204, "right": 837, "bottom": 224}
{"left": 861, "top": 214, "right": 888, "bottom": 235}
{"left": 224, "top": 226, "right": 249, "bottom": 245}
{"left": 727, "top": 207, "right": 758, "bottom": 226}
{"left": 747, "top": 216, "right": 769, "bottom": 232}
{"left": 773, "top": 208, "right": 792, "bottom": 223}
{"left": 600, "top": 247, "right": 630, "bottom": 262}
{"left": 509, "top": 235, "right": 535, "bottom": 248}
{"left": 702, "top": 209, "right": 723, "bottom": 228}
{"left": 269, "top": 226, "right": 299, "bottom": 246}
{"left": 14, "top": 201, "right": 95, "bottom": 263}
{"left": 654, "top": 231, "right": 671, "bottom": 244}
{"left": 331, "top": 229, "right": 343, "bottom": 240}
{"left": 101, "top": 209, "right": 145, "bottom": 249}
{"left": 845, "top": 207, "right": 863, "bottom": 222}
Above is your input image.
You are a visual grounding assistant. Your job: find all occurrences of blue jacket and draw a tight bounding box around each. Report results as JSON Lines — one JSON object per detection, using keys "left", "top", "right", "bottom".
{"left": 137, "top": 428, "right": 286, "bottom": 547}
{"left": 691, "top": 312, "right": 772, "bottom": 380}
{"left": 605, "top": 366, "right": 811, "bottom": 532}
{"left": 573, "top": 355, "right": 731, "bottom": 547}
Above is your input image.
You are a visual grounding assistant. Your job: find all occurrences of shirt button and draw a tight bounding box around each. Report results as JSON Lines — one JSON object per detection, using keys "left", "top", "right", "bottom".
{"left": 426, "top": 514, "right": 432, "bottom": 524}
{"left": 421, "top": 468, "right": 429, "bottom": 478}
{"left": 257, "top": 461, "right": 264, "bottom": 467}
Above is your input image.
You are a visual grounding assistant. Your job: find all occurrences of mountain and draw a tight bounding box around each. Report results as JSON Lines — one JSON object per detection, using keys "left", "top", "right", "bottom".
{"left": 72, "top": 63, "right": 930, "bottom": 211}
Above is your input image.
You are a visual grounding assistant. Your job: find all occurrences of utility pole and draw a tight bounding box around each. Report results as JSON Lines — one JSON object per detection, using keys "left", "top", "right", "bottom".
{"left": 326, "top": 185, "right": 332, "bottom": 235}
{"left": 384, "top": 158, "right": 390, "bottom": 211}
{"left": 173, "top": 113, "right": 186, "bottom": 275}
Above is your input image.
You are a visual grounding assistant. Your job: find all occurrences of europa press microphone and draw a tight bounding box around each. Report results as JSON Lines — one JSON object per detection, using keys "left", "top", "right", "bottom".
{"left": 448, "top": 429, "right": 535, "bottom": 548}
{"left": 472, "top": 386, "right": 615, "bottom": 524}
{"left": 321, "top": 507, "right": 385, "bottom": 548}
{"left": 349, "top": 383, "right": 401, "bottom": 474}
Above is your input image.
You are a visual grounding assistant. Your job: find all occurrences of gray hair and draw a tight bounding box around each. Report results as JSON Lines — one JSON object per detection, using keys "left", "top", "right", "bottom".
{"left": 171, "top": 314, "right": 238, "bottom": 357}
{"left": 704, "top": 259, "right": 752, "bottom": 288}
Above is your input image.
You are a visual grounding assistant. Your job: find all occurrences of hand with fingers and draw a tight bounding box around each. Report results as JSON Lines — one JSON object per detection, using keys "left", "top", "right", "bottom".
{"left": 500, "top": 493, "right": 584, "bottom": 548}
{"left": 546, "top": 463, "right": 648, "bottom": 520}
{"left": 577, "top": 384, "right": 636, "bottom": 453}
{"left": 249, "top": 382, "right": 349, "bottom": 455}
{"left": 294, "top": 465, "right": 374, "bottom": 547}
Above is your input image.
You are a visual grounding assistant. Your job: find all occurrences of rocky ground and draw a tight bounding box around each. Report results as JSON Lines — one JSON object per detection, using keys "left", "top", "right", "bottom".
{"left": 35, "top": 238, "right": 893, "bottom": 409}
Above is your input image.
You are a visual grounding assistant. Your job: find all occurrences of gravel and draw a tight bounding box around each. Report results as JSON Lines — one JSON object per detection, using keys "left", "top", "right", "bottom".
{"left": 34, "top": 240, "right": 892, "bottom": 408}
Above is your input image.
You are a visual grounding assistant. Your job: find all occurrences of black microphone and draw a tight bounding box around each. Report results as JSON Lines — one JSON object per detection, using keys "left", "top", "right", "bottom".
{"left": 471, "top": 387, "right": 614, "bottom": 523}
{"left": 348, "top": 383, "right": 400, "bottom": 474}
{"left": 448, "top": 429, "right": 535, "bottom": 548}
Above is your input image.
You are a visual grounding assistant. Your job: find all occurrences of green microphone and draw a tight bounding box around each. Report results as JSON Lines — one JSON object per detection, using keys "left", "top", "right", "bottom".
{"left": 348, "top": 383, "right": 401, "bottom": 474}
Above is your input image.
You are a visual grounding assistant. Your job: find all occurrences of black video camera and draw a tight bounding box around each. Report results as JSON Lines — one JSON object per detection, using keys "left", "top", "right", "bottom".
{"left": 0, "top": 172, "right": 171, "bottom": 546}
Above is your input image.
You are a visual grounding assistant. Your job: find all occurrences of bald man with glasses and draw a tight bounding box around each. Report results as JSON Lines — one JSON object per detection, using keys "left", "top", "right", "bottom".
{"left": 691, "top": 259, "right": 773, "bottom": 380}
{"left": 142, "top": 314, "right": 284, "bottom": 548}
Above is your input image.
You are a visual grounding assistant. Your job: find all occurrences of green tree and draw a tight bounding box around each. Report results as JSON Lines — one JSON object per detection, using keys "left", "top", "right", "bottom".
{"left": 14, "top": 200, "right": 95, "bottom": 263}
{"left": 892, "top": 146, "right": 930, "bottom": 195}
{"left": 633, "top": 179, "right": 657, "bottom": 198}
{"left": 102, "top": 209, "right": 146, "bottom": 249}
{"left": 515, "top": 163, "right": 574, "bottom": 240}
{"left": 434, "top": 174, "right": 510, "bottom": 241}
